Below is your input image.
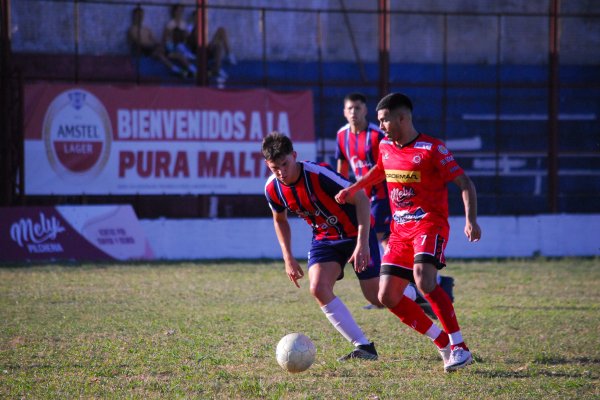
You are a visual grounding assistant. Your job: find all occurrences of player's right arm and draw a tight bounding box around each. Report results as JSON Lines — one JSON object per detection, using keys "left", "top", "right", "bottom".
{"left": 335, "top": 164, "right": 385, "bottom": 204}
{"left": 271, "top": 209, "right": 305, "bottom": 288}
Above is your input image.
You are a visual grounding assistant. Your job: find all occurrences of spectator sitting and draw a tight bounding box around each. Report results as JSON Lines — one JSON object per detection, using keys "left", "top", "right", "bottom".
{"left": 186, "top": 9, "right": 236, "bottom": 86}
{"left": 163, "top": 3, "right": 197, "bottom": 77}
{"left": 127, "top": 5, "right": 193, "bottom": 78}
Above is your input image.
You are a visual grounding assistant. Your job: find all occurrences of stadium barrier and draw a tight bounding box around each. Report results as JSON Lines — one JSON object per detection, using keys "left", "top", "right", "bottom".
{"left": 141, "top": 214, "right": 600, "bottom": 260}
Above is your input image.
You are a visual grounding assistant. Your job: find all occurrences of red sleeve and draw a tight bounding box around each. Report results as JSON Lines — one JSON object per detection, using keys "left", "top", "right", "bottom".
{"left": 431, "top": 142, "right": 464, "bottom": 183}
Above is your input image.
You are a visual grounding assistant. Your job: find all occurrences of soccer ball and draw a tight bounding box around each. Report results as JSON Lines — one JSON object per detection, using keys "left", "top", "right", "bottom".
{"left": 276, "top": 333, "right": 316, "bottom": 373}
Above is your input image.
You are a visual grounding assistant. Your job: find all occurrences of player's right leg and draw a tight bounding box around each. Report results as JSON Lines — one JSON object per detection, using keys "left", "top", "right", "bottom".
{"left": 307, "top": 240, "right": 377, "bottom": 361}
{"left": 412, "top": 227, "right": 472, "bottom": 372}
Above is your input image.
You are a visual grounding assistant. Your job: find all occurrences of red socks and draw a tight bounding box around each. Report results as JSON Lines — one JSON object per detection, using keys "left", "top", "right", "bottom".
{"left": 389, "top": 295, "right": 435, "bottom": 335}
{"left": 424, "top": 284, "right": 460, "bottom": 334}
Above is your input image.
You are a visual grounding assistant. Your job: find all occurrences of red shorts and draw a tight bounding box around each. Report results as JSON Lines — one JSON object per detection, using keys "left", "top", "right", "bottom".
{"left": 381, "top": 223, "right": 448, "bottom": 282}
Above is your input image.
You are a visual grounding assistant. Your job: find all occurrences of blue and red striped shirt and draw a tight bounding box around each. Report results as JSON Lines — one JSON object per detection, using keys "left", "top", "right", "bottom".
{"left": 335, "top": 122, "right": 388, "bottom": 201}
{"left": 265, "top": 161, "right": 360, "bottom": 241}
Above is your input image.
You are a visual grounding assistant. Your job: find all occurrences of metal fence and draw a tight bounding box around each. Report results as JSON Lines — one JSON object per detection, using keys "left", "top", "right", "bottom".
{"left": 4, "top": 0, "right": 600, "bottom": 217}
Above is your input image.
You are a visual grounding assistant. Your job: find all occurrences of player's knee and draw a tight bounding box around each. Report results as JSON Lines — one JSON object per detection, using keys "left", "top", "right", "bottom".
{"left": 378, "top": 290, "right": 399, "bottom": 308}
{"left": 309, "top": 281, "right": 332, "bottom": 302}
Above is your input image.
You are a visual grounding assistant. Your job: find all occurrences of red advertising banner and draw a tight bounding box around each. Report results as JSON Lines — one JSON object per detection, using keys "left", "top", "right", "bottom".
{"left": 0, "top": 206, "right": 153, "bottom": 262}
{"left": 24, "top": 83, "right": 315, "bottom": 195}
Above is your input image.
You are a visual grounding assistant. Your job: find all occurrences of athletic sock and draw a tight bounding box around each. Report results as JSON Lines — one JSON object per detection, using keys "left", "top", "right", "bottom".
{"left": 425, "top": 323, "right": 450, "bottom": 349}
{"left": 449, "top": 331, "right": 468, "bottom": 350}
{"left": 424, "top": 285, "right": 467, "bottom": 349}
{"left": 388, "top": 295, "right": 435, "bottom": 335}
{"left": 321, "top": 297, "right": 370, "bottom": 347}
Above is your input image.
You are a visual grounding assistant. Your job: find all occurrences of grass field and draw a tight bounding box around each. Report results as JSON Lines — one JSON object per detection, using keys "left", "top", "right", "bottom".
{"left": 1, "top": 258, "right": 599, "bottom": 399}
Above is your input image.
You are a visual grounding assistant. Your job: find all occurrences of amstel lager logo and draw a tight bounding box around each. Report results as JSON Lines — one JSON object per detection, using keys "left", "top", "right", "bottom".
{"left": 43, "top": 89, "right": 111, "bottom": 181}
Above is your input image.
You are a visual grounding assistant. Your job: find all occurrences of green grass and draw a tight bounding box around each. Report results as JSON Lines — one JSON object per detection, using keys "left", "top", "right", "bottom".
{"left": 1, "top": 258, "right": 599, "bottom": 399}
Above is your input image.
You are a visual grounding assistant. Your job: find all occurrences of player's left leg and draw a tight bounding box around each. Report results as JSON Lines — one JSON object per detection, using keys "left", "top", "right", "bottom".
{"left": 358, "top": 228, "right": 385, "bottom": 309}
{"left": 414, "top": 261, "right": 472, "bottom": 371}
{"left": 359, "top": 277, "right": 384, "bottom": 309}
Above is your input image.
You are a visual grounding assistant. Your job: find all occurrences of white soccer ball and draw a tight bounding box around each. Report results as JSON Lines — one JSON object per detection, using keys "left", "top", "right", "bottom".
{"left": 276, "top": 333, "right": 316, "bottom": 373}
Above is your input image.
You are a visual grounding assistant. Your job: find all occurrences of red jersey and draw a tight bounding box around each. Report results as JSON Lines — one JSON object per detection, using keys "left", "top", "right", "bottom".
{"left": 377, "top": 133, "right": 464, "bottom": 239}
{"left": 264, "top": 161, "right": 360, "bottom": 241}
{"left": 336, "top": 123, "right": 388, "bottom": 202}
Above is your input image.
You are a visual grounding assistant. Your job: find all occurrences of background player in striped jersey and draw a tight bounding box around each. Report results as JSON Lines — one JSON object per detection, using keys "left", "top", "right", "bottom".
{"left": 336, "top": 93, "right": 481, "bottom": 371}
{"left": 262, "top": 132, "right": 379, "bottom": 361}
{"left": 336, "top": 92, "right": 454, "bottom": 311}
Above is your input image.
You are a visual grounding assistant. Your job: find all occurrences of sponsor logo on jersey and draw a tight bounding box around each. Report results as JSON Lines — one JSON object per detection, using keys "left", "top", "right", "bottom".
{"left": 393, "top": 207, "right": 427, "bottom": 224}
{"left": 412, "top": 154, "right": 422, "bottom": 164}
{"left": 43, "top": 89, "right": 112, "bottom": 182}
{"left": 437, "top": 145, "right": 449, "bottom": 155}
{"left": 385, "top": 170, "right": 421, "bottom": 183}
{"left": 440, "top": 155, "right": 454, "bottom": 166}
{"left": 414, "top": 141, "right": 432, "bottom": 150}
{"left": 390, "top": 186, "right": 415, "bottom": 208}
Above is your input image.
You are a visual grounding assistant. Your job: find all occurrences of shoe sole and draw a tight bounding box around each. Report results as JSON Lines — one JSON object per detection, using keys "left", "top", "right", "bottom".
{"left": 337, "top": 351, "right": 378, "bottom": 362}
{"left": 444, "top": 354, "right": 473, "bottom": 372}
{"left": 338, "top": 355, "right": 378, "bottom": 362}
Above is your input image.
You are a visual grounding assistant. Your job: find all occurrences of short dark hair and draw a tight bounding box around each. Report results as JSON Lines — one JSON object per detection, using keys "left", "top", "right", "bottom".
{"left": 343, "top": 92, "right": 367, "bottom": 104}
{"left": 376, "top": 93, "right": 413, "bottom": 113}
{"left": 262, "top": 132, "right": 294, "bottom": 161}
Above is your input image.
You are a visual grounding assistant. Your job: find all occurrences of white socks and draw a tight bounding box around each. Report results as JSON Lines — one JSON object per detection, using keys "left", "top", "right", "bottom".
{"left": 321, "top": 297, "right": 370, "bottom": 347}
{"left": 425, "top": 323, "right": 442, "bottom": 341}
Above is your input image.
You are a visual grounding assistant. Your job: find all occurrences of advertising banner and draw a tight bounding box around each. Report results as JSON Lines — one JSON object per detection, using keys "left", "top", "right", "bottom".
{"left": 0, "top": 205, "right": 154, "bottom": 262}
{"left": 24, "top": 83, "right": 315, "bottom": 195}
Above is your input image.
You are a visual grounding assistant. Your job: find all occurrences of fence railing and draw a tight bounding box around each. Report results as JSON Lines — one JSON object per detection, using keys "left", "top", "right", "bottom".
{"left": 6, "top": 0, "right": 600, "bottom": 216}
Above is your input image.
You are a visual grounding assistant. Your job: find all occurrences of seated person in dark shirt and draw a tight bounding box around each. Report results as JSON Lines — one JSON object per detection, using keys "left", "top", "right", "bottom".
{"left": 127, "top": 5, "right": 193, "bottom": 78}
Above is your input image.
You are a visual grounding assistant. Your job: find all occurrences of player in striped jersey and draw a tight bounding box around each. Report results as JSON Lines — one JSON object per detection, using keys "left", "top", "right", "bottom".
{"left": 262, "top": 132, "right": 379, "bottom": 361}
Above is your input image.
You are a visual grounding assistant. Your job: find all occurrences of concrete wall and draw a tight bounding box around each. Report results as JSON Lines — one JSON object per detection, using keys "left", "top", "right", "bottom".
{"left": 11, "top": 0, "right": 600, "bottom": 64}
{"left": 141, "top": 214, "right": 600, "bottom": 260}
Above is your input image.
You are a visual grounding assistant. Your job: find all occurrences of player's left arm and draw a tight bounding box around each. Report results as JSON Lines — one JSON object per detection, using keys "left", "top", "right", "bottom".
{"left": 452, "top": 173, "right": 482, "bottom": 242}
{"left": 344, "top": 189, "right": 371, "bottom": 272}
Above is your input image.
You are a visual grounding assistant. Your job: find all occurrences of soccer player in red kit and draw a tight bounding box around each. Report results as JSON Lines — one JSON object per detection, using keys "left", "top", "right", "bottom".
{"left": 263, "top": 131, "right": 380, "bottom": 361}
{"left": 336, "top": 93, "right": 481, "bottom": 372}
{"left": 336, "top": 92, "right": 455, "bottom": 311}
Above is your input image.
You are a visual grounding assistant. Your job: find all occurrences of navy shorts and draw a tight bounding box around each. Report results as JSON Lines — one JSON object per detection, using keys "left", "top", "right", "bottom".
{"left": 307, "top": 229, "right": 381, "bottom": 281}
{"left": 371, "top": 198, "right": 391, "bottom": 235}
